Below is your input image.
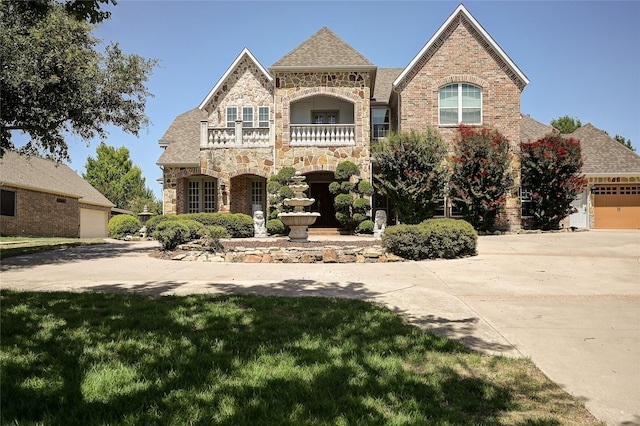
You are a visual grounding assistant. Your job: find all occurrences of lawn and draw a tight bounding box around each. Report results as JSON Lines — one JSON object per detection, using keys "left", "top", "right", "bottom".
{"left": 0, "top": 290, "right": 602, "bottom": 425}
{"left": 0, "top": 237, "right": 106, "bottom": 259}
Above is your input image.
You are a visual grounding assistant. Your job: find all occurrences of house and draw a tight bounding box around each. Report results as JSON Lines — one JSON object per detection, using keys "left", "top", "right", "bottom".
{"left": 519, "top": 115, "right": 640, "bottom": 229}
{"left": 567, "top": 124, "right": 640, "bottom": 229}
{"left": 156, "top": 4, "right": 637, "bottom": 230}
{"left": 0, "top": 151, "right": 114, "bottom": 238}
{"left": 157, "top": 4, "right": 530, "bottom": 230}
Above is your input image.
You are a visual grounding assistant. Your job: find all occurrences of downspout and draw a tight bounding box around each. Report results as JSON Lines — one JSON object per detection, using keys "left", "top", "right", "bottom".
{"left": 272, "top": 75, "right": 277, "bottom": 175}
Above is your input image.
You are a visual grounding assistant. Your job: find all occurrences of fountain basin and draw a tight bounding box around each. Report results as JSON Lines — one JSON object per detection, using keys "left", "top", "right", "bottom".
{"left": 278, "top": 212, "right": 320, "bottom": 242}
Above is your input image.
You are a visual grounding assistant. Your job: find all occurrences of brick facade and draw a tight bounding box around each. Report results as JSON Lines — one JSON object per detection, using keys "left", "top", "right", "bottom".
{"left": 0, "top": 186, "right": 80, "bottom": 237}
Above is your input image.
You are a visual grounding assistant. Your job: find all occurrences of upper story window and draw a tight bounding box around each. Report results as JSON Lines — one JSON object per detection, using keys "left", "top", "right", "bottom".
{"left": 439, "top": 83, "right": 482, "bottom": 125}
{"left": 372, "top": 108, "right": 390, "bottom": 139}
{"left": 258, "top": 106, "right": 270, "bottom": 128}
{"left": 226, "top": 106, "right": 237, "bottom": 128}
{"left": 242, "top": 106, "right": 254, "bottom": 128}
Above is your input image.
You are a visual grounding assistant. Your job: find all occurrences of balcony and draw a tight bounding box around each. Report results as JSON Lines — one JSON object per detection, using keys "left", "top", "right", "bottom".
{"left": 200, "top": 121, "right": 271, "bottom": 149}
{"left": 290, "top": 124, "right": 355, "bottom": 146}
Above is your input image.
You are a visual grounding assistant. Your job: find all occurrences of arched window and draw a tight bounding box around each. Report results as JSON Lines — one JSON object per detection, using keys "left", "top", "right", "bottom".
{"left": 439, "top": 83, "right": 482, "bottom": 125}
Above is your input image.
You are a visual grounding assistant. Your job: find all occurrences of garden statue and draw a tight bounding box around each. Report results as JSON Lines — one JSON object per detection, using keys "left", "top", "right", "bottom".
{"left": 253, "top": 210, "right": 267, "bottom": 238}
{"left": 373, "top": 209, "right": 387, "bottom": 238}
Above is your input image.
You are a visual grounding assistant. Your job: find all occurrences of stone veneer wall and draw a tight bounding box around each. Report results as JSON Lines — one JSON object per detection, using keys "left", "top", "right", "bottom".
{"left": 0, "top": 186, "right": 80, "bottom": 237}
{"left": 395, "top": 16, "right": 525, "bottom": 229}
{"left": 274, "top": 72, "right": 373, "bottom": 179}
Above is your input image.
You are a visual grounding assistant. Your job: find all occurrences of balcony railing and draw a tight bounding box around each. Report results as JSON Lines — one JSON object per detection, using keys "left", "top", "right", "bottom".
{"left": 290, "top": 124, "right": 355, "bottom": 146}
{"left": 200, "top": 121, "right": 271, "bottom": 149}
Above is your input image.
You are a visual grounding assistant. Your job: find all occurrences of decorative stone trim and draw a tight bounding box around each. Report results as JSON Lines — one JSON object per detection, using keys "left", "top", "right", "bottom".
{"left": 168, "top": 244, "right": 405, "bottom": 263}
{"left": 434, "top": 75, "right": 488, "bottom": 89}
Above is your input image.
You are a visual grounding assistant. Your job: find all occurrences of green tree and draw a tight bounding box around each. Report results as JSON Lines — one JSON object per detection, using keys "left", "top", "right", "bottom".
{"left": 329, "top": 161, "right": 374, "bottom": 233}
{"left": 0, "top": 0, "right": 158, "bottom": 160}
{"left": 372, "top": 130, "right": 448, "bottom": 224}
{"left": 550, "top": 116, "right": 582, "bottom": 134}
{"left": 521, "top": 133, "right": 586, "bottom": 230}
{"left": 127, "top": 187, "right": 163, "bottom": 215}
{"left": 83, "top": 143, "right": 150, "bottom": 209}
{"left": 449, "top": 126, "right": 514, "bottom": 232}
{"left": 614, "top": 135, "right": 635, "bottom": 151}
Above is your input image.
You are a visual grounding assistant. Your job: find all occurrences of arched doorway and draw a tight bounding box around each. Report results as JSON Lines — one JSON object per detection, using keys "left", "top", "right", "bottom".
{"left": 305, "top": 171, "right": 339, "bottom": 228}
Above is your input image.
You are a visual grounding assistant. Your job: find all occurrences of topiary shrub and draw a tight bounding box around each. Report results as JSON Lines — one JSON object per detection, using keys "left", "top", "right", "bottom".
{"left": 330, "top": 160, "right": 373, "bottom": 233}
{"left": 266, "top": 219, "right": 285, "bottom": 235}
{"left": 155, "top": 221, "right": 190, "bottom": 250}
{"left": 382, "top": 219, "right": 477, "bottom": 260}
{"left": 108, "top": 214, "right": 141, "bottom": 239}
{"left": 356, "top": 219, "right": 374, "bottom": 234}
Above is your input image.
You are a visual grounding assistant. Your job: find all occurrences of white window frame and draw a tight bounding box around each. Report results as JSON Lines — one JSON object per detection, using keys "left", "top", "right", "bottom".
{"left": 242, "top": 106, "right": 254, "bottom": 128}
{"left": 226, "top": 106, "right": 237, "bottom": 128}
{"left": 258, "top": 106, "right": 270, "bottom": 128}
{"left": 186, "top": 177, "right": 217, "bottom": 213}
{"left": 249, "top": 179, "right": 264, "bottom": 215}
{"left": 438, "top": 83, "right": 482, "bottom": 126}
{"left": 371, "top": 108, "right": 390, "bottom": 139}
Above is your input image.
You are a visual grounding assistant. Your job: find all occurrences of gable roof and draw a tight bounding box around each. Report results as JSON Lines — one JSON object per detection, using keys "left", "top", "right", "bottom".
{"left": 0, "top": 151, "right": 114, "bottom": 207}
{"left": 198, "top": 48, "right": 272, "bottom": 110}
{"left": 520, "top": 114, "right": 557, "bottom": 143}
{"left": 393, "top": 4, "right": 529, "bottom": 91}
{"left": 270, "top": 27, "right": 374, "bottom": 70}
{"left": 156, "top": 107, "right": 206, "bottom": 166}
{"left": 567, "top": 123, "right": 640, "bottom": 175}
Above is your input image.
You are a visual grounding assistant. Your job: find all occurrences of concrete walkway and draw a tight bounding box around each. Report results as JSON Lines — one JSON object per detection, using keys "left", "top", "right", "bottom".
{"left": 1, "top": 230, "right": 638, "bottom": 425}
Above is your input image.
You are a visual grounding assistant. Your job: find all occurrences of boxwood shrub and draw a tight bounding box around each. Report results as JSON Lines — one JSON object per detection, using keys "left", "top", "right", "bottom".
{"left": 382, "top": 218, "right": 477, "bottom": 260}
{"left": 108, "top": 214, "right": 141, "bottom": 239}
{"left": 147, "top": 213, "right": 254, "bottom": 239}
{"left": 266, "top": 219, "right": 285, "bottom": 235}
{"left": 155, "top": 221, "right": 191, "bottom": 250}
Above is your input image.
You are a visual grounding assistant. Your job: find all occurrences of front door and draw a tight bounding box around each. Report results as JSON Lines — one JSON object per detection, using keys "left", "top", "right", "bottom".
{"left": 308, "top": 182, "right": 339, "bottom": 227}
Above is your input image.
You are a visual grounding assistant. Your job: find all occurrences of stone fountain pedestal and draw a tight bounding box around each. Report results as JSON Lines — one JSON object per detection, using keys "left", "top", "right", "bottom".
{"left": 278, "top": 172, "right": 320, "bottom": 243}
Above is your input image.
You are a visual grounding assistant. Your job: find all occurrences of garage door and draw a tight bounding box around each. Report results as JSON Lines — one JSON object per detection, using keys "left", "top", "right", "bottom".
{"left": 80, "top": 208, "right": 108, "bottom": 238}
{"left": 593, "top": 184, "right": 640, "bottom": 229}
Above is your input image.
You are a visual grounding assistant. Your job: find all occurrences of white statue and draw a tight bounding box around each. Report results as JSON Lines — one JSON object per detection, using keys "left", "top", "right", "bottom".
{"left": 253, "top": 210, "right": 267, "bottom": 238}
{"left": 373, "top": 209, "right": 387, "bottom": 238}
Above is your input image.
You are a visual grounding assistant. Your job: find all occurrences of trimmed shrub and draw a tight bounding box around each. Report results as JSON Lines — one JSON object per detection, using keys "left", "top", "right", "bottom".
{"left": 108, "top": 214, "right": 141, "bottom": 239}
{"left": 203, "top": 225, "right": 230, "bottom": 252}
{"left": 145, "top": 215, "right": 175, "bottom": 236}
{"left": 382, "top": 218, "right": 477, "bottom": 260}
{"left": 155, "top": 221, "right": 190, "bottom": 250}
{"left": 356, "top": 219, "right": 374, "bottom": 234}
{"left": 266, "top": 219, "right": 285, "bottom": 235}
{"left": 180, "top": 219, "right": 206, "bottom": 240}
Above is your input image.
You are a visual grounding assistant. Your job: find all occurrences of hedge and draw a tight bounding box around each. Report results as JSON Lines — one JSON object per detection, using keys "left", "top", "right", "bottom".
{"left": 155, "top": 221, "right": 191, "bottom": 250}
{"left": 381, "top": 218, "right": 477, "bottom": 260}
{"left": 108, "top": 215, "right": 141, "bottom": 239}
{"left": 147, "top": 213, "right": 254, "bottom": 239}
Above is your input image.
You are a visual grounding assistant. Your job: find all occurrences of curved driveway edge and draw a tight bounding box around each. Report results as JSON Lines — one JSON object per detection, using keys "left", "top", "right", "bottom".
{"left": 1, "top": 230, "right": 638, "bottom": 426}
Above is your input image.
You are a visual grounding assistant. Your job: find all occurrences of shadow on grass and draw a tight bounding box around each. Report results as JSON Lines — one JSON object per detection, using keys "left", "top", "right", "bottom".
{"left": 0, "top": 241, "right": 158, "bottom": 271}
{"left": 2, "top": 290, "right": 597, "bottom": 425}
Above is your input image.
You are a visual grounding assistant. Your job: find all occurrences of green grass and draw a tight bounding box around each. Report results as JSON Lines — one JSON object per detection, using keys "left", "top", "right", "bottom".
{"left": 0, "top": 290, "right": 602, "bottom": 425}
{"left": 0, "top": 237, "right": 106, "bottom": 259}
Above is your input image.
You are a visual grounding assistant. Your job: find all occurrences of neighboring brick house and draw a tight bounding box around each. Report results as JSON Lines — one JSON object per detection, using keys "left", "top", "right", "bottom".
{"left": 0, "top": 151, "right": 114, "bottom": 238}
{"left": 156, "top": 4, "right": 637, "bottom": 230}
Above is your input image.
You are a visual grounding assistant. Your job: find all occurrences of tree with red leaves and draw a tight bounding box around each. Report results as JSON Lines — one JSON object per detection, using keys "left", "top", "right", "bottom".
{"left": 521, "top": 134, "right": 586, "bottom": 230}
{"left": 449, "top": 125, "right": 514, "bottom": 231}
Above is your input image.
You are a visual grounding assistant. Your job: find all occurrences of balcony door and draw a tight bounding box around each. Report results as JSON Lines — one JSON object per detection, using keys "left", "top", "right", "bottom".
{"left": 312, "top": 111, "right": 338, "bottom": 124}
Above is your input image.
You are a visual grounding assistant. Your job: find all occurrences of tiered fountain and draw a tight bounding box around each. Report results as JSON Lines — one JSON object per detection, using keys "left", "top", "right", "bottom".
{"left": 278, "top": 172, "right": 320, "bottom": 243}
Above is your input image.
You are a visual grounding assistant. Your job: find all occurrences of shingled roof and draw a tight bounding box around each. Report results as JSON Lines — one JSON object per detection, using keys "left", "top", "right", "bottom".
{"left": 156, "top": 108, "right": 206, "bottom": 166}
{"left": 271, "top": 27, "right": 374, "bottom": 69}
{"left": 0, "top": 151, "right": 114, "bottom": 207}
{"left": 568, "top": 123, "right": 640, "bottom": 175}
{"left": 373, "top": 68, "right": 403, "bottom": 103}
{"left": 520, "top": 114, "right": 557, "bottom": 143}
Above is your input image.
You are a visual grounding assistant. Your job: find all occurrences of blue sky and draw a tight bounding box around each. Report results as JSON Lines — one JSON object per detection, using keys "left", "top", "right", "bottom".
{"left": 56, "top": 1, "right": 640, "bottom": 198}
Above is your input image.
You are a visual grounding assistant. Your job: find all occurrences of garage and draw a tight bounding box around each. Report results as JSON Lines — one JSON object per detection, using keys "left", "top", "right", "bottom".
{"left": 592, "top": 184, "right": 640, "bottom": 229}
{"left": 80, "top": 208, "right": 109, "bottom": 238}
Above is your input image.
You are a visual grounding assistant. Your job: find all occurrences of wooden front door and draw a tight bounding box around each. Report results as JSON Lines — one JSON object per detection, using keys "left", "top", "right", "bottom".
{"left": 308, "top": 182, "right": 339, "bottom": 227}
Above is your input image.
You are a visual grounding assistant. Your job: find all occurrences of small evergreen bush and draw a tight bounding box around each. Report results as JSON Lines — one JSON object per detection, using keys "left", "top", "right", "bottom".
{"left": 180, "top": 219, "right": 206, "bottom": 240}
{"left": 356, "top": 219, "right": 374, "bottom": 234}
{"left": 155, "top": 221, "right": 190, "bottom": 250}
{"left": 108, "top": 214, "right": 141, "bottom": 239}
{"left": 382, "top": 219, "right": 477, "bottom": 260}
{"left": 145, "top": 215, "right": 175, "bottom": 236}
{"left": 204, "top": 225, "right": 230, "bottom": 252}
{"left": 266, "top": 219, "right": 285, "bottom": 235}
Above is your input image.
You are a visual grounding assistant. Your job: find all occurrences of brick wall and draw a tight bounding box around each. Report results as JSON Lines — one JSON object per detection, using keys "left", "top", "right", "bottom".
{"left": 0, "top": 186, "right": 80, "bottom": 237}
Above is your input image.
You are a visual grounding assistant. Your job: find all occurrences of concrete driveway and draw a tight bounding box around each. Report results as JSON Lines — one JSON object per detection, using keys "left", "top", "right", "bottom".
{"left": 1, "top": 230, "right": 638, "bottom": 425}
